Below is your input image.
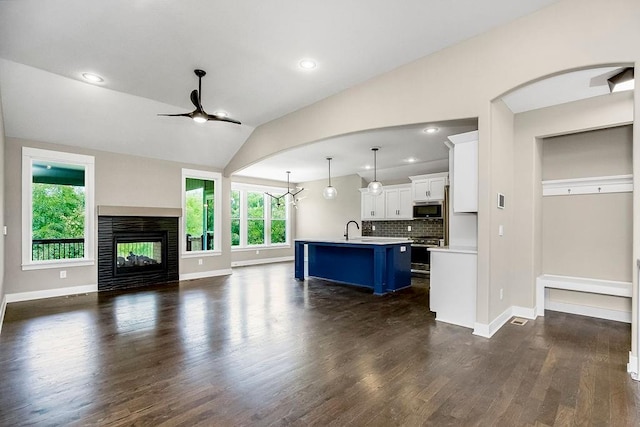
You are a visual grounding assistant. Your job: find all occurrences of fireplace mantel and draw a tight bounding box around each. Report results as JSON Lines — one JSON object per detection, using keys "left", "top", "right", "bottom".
{"left": 97, "top": 205, "right": 182, "bottom": 218}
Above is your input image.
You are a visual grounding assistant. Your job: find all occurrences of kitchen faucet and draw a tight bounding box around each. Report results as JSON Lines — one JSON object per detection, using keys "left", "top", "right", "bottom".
{"left": 344, "top": 220, "right": 360, "bottom": 240}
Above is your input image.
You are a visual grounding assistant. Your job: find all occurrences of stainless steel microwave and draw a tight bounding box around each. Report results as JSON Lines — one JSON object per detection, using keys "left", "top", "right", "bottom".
{"left": 413, "top": 202, "right": 443, "bottom": 219}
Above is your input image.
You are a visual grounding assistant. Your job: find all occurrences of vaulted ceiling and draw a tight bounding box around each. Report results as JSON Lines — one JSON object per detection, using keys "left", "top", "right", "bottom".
{"left": 0, "top": 0, "right": 561, "bottom": 177}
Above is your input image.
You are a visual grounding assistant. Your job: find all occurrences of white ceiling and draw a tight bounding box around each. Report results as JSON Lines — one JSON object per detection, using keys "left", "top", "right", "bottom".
{"left": 0, "top": 0, "right": 560, "bottom": 172}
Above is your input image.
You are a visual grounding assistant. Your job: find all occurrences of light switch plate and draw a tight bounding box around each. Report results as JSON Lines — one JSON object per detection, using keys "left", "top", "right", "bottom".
{"left": 498, "top": 225, "right": 504, "bottom": 236}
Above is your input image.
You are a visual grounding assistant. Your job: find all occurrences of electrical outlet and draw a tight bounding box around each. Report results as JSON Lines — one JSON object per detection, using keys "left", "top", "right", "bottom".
{"left": 198, "top": 258, "right": 203, "bottom": 265}
{"left": 60, "top": 270, "right": 67, "bottom": 279}
{"left": 408, "top": 225, "right": 412, "bottom": 232}
{"left": 256, "top": 250, "right": 260, "bottom": 254}
{"left": 2, "top": 226, "right": 6, "bottom": 236}
{"left": 500, "top": 288, "right": 504, "bottom": 300}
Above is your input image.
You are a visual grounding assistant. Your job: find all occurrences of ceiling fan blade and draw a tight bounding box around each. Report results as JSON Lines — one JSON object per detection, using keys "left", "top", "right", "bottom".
{"left": 206, "top": 114, "right": 241, "bottom": 125}
{"left": 190, "top": 90, "right": 202, "bottom": 110}
{"left": 157, "top": 112, "right": 193, "bottom": 118}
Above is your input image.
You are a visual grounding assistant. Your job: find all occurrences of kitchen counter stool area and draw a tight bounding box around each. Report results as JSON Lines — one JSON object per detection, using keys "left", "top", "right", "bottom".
{"left": 294, "top": 238, "right": 412, "bottom": 295}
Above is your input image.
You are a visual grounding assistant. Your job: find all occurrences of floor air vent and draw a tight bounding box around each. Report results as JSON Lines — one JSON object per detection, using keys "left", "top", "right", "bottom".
{"left": 510, "top": 317, "right": 528, "bottom": 326}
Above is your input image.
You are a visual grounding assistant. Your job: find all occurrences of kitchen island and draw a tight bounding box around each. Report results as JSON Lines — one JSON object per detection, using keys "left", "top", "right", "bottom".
{"left": 295, "top": 238, "right": 412, "bottom": 295}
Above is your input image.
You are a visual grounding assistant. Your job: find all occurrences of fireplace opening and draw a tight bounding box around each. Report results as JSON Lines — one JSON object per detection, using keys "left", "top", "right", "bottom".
{"left": 114, "top": 232, "right": 167, "bottom": 277}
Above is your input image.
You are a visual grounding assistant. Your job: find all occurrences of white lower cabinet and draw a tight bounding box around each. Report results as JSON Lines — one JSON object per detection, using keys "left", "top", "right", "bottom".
{"left": 429, "top": 247, "right": 477, "bottom": 329}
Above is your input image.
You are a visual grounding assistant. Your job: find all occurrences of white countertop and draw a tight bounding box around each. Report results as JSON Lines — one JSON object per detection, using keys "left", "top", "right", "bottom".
{"left": 296, "top": 237, "right": 412, "bottom": 246}
{"left": 428, "top": 245, "right": 478, "bottom": 254}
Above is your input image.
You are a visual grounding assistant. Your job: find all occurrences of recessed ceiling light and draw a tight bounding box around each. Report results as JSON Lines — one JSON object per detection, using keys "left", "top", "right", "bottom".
{"left": 405, "top": 157, "right": 417, "bottom": 163}
{"left": 298, "top": 59, "right": 317, "bottom": 70}
{"left": 213, "top": 111, "right": 228, "bottom": 118}
{"left": 423, "top": 127, "right": 439, "bottom": 134}
{"left": 82, "top": 72, "right": 104, "bottom": 83}
{"left": 364, "top": 165, "right": 372, "bottom": 170}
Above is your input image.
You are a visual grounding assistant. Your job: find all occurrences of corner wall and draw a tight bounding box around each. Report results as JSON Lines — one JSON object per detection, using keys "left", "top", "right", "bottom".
{"left": 0, "top": 86, "right": 6, "bottom": 329}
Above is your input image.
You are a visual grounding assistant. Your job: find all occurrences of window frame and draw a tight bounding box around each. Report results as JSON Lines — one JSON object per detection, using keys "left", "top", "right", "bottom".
{"left": 181, "top": 168, "right": 222, "bottom": 258}
{"left": 231, "top": 183, "right": 291, "bottom": 250}
{"left": 22, "top": 147, "right": 95, "bottom": 270}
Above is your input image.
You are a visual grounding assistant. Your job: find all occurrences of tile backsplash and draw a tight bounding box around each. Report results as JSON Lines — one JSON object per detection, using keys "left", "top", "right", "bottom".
{"left": 362, "top": 219, "right": 443, "bottom": 238}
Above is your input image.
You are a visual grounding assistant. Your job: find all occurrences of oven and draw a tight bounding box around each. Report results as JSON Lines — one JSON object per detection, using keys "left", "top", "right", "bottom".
{"left": 410, "top": 236, "right": 441, "bottom": 274}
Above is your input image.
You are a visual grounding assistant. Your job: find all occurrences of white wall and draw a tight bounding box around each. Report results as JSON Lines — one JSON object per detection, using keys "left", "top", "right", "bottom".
{"left": 296, "top": 174, "right": 363, "bottom": 240}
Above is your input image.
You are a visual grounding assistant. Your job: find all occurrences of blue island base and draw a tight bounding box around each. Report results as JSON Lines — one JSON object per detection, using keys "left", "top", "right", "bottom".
{"left": 295, "top": 239, "right": 411, "bottom": 295}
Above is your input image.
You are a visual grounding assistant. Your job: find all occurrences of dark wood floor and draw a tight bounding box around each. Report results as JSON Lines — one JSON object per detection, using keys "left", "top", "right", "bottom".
{"left": 1, "top": 263, "right": 639, "bottom": 426}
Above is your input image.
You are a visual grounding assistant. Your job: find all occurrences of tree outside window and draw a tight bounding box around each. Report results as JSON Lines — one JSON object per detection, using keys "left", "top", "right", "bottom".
{"left": 271, "top": 198, "right": 286, "bottom": 244}
{"left": 231, "top": 190, "right": 241, "bottom": 246}
{"left": 247, "top": 192, "right": 265, "bottom": 245}
{"left": 22, "top": 148, "right": 95, "bottom": 269}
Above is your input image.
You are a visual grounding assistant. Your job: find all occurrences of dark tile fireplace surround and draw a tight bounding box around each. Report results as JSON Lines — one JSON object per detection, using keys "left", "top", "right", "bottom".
{"left": 98, "top": 207, "right": 180, "bottom": 292}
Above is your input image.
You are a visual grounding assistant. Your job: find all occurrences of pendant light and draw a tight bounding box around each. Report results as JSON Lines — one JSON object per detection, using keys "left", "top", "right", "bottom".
{"left": 322, "top": 157, "right": 338, "bottom": 200}
{"left": 367, "top": 147, "right": 383, "bottom": 196}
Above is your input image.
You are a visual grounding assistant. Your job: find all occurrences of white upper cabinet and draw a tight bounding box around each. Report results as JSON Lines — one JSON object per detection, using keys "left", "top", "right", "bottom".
{"left": 360, "top": 189, "right": 386, "bottom": 220}
{"left": 384, "top": 185, "right": 412, "bottom": 219}
{"left": 448, "top": 130, "right": 478, "bottom": 212}
{"left": 409, "top": 172, "right": 448, "bottom": 202}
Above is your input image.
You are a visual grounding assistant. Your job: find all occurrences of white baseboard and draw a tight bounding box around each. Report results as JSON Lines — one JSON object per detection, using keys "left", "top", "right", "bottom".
{"left": 473, "top": 306, "right": 513, "bottom": 338}
{"left": 473, "top": 305, "right": 537, "bottom": 338}
{"left": 179, "top": 268, "right": 232, "bottom": 281}
{"left": 546, "top": 300, "right": 631, "bottom": 323}
{"left": 512, "top": 305, "right": 536, "bottom": 319}
{"left": 6, "top": 284, "right": 98, "bottom": 303}
{"left": 231, "top": 256, "right": 294, "bottom": 267}
{"left": 0, "top": 295, "right": 7, "bottom": 335}
{"left": 629, "top": 352, "right": 639, "bottom": 380}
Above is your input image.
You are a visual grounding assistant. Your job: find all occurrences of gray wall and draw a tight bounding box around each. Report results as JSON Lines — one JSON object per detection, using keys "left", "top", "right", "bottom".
{"left": 296, "top": 174, "right": 363, "bottom": 240}
{"left": 4, "top": 137, "right": 233, "bottom": 294}
{"left": 0, "top": 88, "right": 5, "bottom": 316}
{"left": 542, "top": 126, "right": 633, "bottom": 311}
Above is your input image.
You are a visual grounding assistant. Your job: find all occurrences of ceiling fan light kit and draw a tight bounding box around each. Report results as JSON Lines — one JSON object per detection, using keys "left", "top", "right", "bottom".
{"left": 158, "top": 69, "right": 241, "bottom": 125}
{"left": 367, "top": 147, "right": 383, "bottom": 196}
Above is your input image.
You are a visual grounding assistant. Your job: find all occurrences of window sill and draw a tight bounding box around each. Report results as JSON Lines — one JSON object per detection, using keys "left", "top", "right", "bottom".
{"left": 231, "top": 244, "right": 291, "bottom": 252}
{"left": 22, "top": 259, "right": 95, "bottom": 271}
{"left": 181, "top": 251, "right": 222, "bottom": 259}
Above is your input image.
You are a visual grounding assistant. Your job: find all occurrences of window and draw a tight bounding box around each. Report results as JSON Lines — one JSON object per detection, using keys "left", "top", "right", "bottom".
{"left": 22, "top": 147, "right": 95, "bottom": 269}
{"left": 231, "top": 184, "right": 290, "bottom": 249}
{"left": 247, "top": 191, "right": 265, "bottom": 245}
{"left": 182, "top": 169, "right": 221, "bottom": 256}
{"left": 231, "top": 190, "right": 241, "bottom": 247}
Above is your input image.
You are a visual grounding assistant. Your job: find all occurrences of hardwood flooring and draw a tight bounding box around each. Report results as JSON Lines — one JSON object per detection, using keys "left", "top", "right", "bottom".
{"left": 0, "top": 262, "right": 638, "bottom": 426}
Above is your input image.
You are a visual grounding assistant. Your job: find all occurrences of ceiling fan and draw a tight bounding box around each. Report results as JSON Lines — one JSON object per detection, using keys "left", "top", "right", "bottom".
{"left": 158, "top": 69, "right": 241, "bottom": 125}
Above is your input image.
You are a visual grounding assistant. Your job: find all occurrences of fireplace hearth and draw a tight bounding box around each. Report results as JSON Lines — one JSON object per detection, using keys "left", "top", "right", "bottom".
{"left": 98, "top": 215, "right": 178, "bottom": 291}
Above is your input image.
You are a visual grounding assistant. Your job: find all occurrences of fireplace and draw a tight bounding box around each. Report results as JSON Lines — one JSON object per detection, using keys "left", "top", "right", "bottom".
{"left": 114, "top": 232, "right": 167, "bottom": 276}
{"left": 98, "top": 213, "right": 179, "bottom": 291}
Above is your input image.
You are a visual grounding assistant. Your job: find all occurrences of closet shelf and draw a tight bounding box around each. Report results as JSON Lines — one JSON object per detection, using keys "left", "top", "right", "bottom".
{"left": 542, "top": 174, "right": 632, "bottom": 196}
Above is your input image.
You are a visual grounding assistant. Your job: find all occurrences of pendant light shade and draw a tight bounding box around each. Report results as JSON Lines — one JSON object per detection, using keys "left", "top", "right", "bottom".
{"left": 323, "top": 157, "right": 338, "bottom": 200}
{"left": 367, "top": 147, "right": 383, "bottom": 196}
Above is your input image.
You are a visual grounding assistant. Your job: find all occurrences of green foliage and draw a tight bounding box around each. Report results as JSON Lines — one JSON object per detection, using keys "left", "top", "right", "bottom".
{"left": 186, "top": 189, "right": 204, "bottom": 236}
{"left": 271, "top": 220, "right": 286, "bottom": 244}
{"left": 32, "top": 183, "right": 85, "bottom": 239}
